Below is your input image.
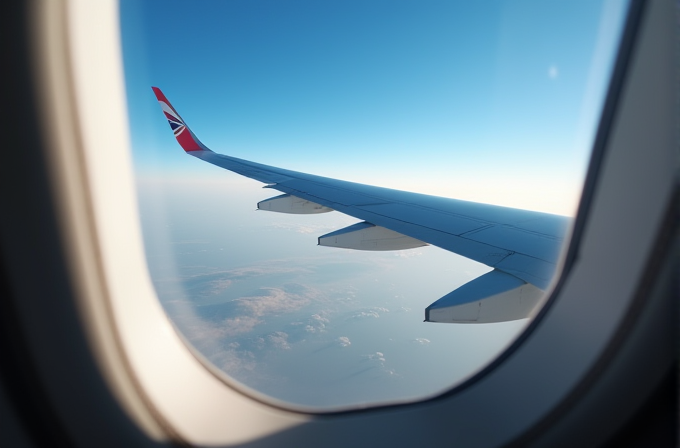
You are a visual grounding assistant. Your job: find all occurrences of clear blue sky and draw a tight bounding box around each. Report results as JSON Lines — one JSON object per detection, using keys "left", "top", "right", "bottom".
{"left": 120, "top": 0, "right": 627, "bottom": 215}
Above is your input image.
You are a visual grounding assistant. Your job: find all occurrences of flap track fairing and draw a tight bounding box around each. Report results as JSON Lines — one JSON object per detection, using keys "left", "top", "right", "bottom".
{"left": 257, "top": 194, "right": 333, "bottom": 214}
{"left": 318, "top": 222, "right": 427, "bottom": 251}
{"left": 425, "top": 269, "right": 544, "bottom": 323}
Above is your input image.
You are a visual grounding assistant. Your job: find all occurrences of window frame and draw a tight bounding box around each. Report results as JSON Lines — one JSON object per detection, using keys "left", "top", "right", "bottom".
{"left": 1, "top": 0, "right": 674, "bottom": 445}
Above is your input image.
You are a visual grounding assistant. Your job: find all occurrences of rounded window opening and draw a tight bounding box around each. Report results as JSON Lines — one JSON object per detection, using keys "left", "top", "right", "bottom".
{"left": 122, "top": 0, "right": 629, "bottom": 410}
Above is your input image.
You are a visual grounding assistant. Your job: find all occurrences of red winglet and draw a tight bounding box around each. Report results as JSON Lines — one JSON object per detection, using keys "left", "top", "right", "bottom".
{"left": 152, "top": 87, "right": 207, "bottom": 152}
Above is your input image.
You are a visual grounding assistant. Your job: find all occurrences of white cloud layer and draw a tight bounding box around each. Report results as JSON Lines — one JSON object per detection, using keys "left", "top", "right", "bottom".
{"left": 237, "top": 286, "right": 314, "bottom": 317}
{"left": 336, "top": 336, "right": 351, "bottom": 347}
{"left": 268, "top": 331, "right": 291, "bottom": 350}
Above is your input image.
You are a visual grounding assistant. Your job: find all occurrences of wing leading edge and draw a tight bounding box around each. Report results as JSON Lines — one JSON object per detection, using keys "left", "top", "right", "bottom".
{"left": 152, "top": 87, "right": 571, "bottom": 323}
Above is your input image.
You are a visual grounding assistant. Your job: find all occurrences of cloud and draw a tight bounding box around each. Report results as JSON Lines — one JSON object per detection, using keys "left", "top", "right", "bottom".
{"left": 211, "top": 348, "right": 257, "bottom": 376}
{"left": 373, "top": 351, "right": 386, "bottom": 362}
{"left": 351, "top": 310, "right": 380, "bottom": 319}
{"left": 363, "top": 351, "right": 386, "bottom": 365}
{"left": 393, "top": 250, "right": 423, "bottom": 259}
{"left": 164, "top": 254, "right": 411, "bottom": 389}
{"left": 179, "top": 264, "right": 313, "bottom": 298}
{"left": 301, "top": 313, "right": 331, "bottom": 333}
{"left": 336, "top": 336, "right": 351, "bottom": 347}
{"left": 221, "top": 315, "right": 262, "bottom": 337}
{"left": 348, "top": 307, "right": 389, "bottom": 320}
{"left": 311, "top": 313, "right": 330, "bottom": 323}
{"left": 204, "top": 279, "right": 233, "bottom": 295}
{"left": 253, "top": 337, "right": 266, "bottom": 350}
{"left": 358, "top": 351, "right": 401, "bottom": 378}
{"left": 413, "top": 338, "right": 431, "bottom": 345}
{"left": 548, "top": 65, "right": 559, "bottom": 79}
{"left": 236, "top": 285, "right": 317, "bottom": 317}
{"left": 267, "top": 331, "right": 291, "bottom": 350}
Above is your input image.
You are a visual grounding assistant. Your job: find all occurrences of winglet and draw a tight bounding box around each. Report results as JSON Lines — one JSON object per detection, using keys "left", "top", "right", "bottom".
{"left": 152, "top": 87, "right": 210, "bottom": 152}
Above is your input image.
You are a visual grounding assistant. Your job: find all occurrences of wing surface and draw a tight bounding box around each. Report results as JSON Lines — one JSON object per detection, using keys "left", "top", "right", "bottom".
{"left": 152, "top": 87, "right": 571, "bottom": 323}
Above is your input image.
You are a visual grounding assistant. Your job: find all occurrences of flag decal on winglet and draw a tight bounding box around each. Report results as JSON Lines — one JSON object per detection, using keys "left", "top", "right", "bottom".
{"left": 152, "top": 87, "right": 208, "bottom": 152}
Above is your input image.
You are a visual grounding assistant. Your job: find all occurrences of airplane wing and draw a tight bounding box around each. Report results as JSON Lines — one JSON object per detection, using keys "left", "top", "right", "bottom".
{"left": 152, "top": 87, "right": 571, "bottom": 323}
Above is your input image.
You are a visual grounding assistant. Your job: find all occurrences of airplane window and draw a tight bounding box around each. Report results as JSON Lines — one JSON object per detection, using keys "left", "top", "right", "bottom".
{"left": 120, "top": 0, "right": 629, "bottom": 409}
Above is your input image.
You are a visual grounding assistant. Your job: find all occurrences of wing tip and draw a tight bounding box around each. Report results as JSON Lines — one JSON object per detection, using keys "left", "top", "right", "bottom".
{"left": 151, "top": 86, "right": 169, "bottom": 104}
{"left": 151, "top": 86, "right": 208, "bottom": 152}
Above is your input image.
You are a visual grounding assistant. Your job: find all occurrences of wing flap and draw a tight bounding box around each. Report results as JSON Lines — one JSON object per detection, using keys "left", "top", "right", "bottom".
{"left": 425, "top": 269, "right": 544, "bottom": 323}
{"left": 318, "top": 222, "right": 427, "bottom": 251}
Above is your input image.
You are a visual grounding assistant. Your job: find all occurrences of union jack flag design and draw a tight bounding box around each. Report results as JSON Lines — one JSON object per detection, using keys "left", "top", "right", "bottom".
{"left": 152, "top": 87, "right": 205, "bottom": 152}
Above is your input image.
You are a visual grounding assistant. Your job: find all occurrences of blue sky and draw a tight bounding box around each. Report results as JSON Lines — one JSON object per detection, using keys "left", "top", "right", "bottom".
{"left": 121, "top": 0, "right": 627, "bottom": 215}
{"left": 119, "top": 0, "right": 629, "bottom": 408}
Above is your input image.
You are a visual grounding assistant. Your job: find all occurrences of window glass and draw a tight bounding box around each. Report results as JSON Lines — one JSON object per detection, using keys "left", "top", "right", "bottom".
{"left": 121, "top": 0, "right": 628, "bottom": 409}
